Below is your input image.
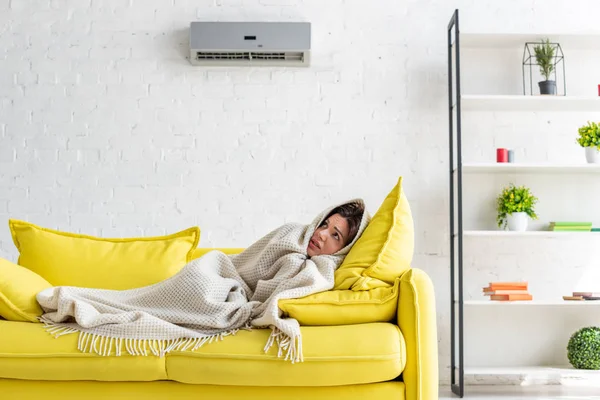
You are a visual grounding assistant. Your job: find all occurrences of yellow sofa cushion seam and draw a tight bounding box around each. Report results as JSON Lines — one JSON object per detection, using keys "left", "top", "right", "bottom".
{"left": 166, "top": 353, "right": 401, "bottom": 362}
{"left": 0, "top": 353, "right": 401, "bottom": 362}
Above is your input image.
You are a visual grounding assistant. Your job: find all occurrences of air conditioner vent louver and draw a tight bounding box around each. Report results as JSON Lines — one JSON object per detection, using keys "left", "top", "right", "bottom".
{"left": 189, "top": 22, "right": 311, "bottom": 67}
{"left": 196, "top": 51, "right": 304, "bottom": 62}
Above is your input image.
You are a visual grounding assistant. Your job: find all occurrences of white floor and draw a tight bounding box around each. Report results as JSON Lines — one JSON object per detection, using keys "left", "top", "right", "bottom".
{"left": 439, "top": 386, "right": 600, "bottom": 399}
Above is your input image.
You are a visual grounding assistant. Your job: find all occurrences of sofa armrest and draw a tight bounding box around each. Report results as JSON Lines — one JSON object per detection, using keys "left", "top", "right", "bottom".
{"left": 398, "top": 268, "right": 438, "bottom": 400}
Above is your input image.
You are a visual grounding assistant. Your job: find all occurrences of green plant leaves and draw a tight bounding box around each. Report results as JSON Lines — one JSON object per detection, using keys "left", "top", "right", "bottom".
{"left": 568, "top": 327, "right": 600, "bottom": 370}
{"left": 533, "top": 39, "right": 556, "bottom": 81}
{"left": 576, "top": 121, "right": 600, "bottom": 149}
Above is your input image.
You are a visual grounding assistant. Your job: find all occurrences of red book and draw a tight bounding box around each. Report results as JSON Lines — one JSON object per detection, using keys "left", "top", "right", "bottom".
{"left": 490, "top": 294, "right": 533, "bottom": 301}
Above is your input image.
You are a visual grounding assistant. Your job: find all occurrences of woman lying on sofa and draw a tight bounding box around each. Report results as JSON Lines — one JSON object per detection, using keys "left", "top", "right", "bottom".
{"left": 36, "top": 199, "right": 371, "bottom": 363}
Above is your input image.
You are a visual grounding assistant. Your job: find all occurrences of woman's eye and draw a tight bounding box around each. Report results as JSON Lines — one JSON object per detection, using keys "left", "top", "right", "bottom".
{"left": 334, "top": 233, "right": 339, "bottom": 240}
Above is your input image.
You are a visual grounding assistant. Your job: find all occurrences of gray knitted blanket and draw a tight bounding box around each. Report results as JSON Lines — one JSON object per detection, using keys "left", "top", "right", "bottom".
{"left": 36, "top": 200, "right": 370, "bottom": 363}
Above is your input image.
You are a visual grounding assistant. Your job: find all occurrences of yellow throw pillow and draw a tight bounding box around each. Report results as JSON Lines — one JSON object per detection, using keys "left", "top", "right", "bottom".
{"left": 334, "top": 176, "right": 414, "bottom": 290}
{"left": 0, "top": 257, "right": 52, "bottom": 322}
{"left": 9, "top": 220, "right": 200, "bottom": 290}
{"left": 278, "top": 279, "right": 399, "bottom": 326}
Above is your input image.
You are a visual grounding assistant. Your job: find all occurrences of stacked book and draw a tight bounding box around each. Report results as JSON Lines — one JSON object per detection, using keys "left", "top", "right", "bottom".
{"left": 564, "top": 292, "right": 600, "bottom": 301}
{"left": 548, "top": 221, "right": 592, "bottom": 232}
{"left": 483, "top": 282, "right": 532, "bottom": 301}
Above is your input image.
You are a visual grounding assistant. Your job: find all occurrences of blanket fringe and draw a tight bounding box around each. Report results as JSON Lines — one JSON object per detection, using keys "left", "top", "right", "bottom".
{"left": 39, "top": 317, "right": 242, "bottom": 357}
{"left": 264, "top": 326, "right": 303, "bottom": 364}
{"left": 39, "top": 318, "right": 303, "bottom": 363}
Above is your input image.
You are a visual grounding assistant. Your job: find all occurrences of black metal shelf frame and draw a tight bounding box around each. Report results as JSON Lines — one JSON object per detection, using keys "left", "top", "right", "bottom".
{"left": 447, "top": 8, "right": 464, "bottom": 398}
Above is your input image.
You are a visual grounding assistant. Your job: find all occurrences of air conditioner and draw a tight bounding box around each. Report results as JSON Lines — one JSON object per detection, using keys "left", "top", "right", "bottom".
{"left": 189, "top": 22, "right": 311, "bottom": 67}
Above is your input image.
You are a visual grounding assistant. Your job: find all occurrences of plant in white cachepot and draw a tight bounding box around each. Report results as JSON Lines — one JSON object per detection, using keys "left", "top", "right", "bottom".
{"left": 496, "top": 184, "right": 539, "bottom": 231}
{"left": 576, "top": 121, "right": 600, "bottom": 164}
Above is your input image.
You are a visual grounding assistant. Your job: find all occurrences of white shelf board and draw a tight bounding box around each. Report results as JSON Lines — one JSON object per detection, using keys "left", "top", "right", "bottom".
{"left": 463, "top": 231, "right": 600, "bottom": 237}
{"left": 465, "top": 300, "right": 600, "bottom": 306}
{"left": 465, "top": 365, "right": 600, "bottom": 375}
{"left": 458, "top": 163, "right": 600, "bottom": 174}
{"left": 459, "top": 95, "right": 600, "bottom": 111}
{"left": 459, "top": 33, "right": 600, "bottom": 49}
{"left": 464, "top": 365, "right": 600, "bottom": 387}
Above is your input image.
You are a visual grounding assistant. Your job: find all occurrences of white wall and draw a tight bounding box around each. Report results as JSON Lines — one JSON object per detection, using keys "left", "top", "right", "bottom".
{"left": 2, "top": 0, "right": 600, "bottom": 385}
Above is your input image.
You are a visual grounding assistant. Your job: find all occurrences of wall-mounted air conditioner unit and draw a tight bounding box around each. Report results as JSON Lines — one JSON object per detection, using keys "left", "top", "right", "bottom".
{"left": 189, "top": 21, "right": 311, "bottom": 67}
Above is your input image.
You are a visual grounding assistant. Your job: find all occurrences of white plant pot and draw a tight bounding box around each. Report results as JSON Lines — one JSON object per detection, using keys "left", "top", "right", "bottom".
{"left": 585, "top": 147, "right": 600, "bottom": 164}
{"left": 507, "top": 212, "right": 528, "bottom": 232}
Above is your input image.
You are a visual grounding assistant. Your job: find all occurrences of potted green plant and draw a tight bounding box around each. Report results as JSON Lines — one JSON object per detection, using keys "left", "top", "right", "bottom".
{"left": 533, "top": 39, "right": 556, "bottom": 95}
{"left": 576, "top": 121, "right": 600, "bottom": 164}
{"left": 496, "top": 184, "right": 539, "bottom": 231}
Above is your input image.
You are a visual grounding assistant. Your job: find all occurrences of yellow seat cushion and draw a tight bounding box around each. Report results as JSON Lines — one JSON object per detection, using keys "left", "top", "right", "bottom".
{"left": 9, "top": 220, "right": 200, "bottom": 290}
{"left": 165, "top": 322, "right": 405, "bottom": 386}
{"left": 334, "top": 177, "right": 414, "bottom": 290}
{"left": 0, "top": 320, "right": 167, "bottom": 381}
{"left": 0, "top": 258, "right": 52, "bottom": 322}
{"left": 0, "top": 321, "right": 404, "bottom": 386}
{"left": 278, "top": 279, "right": 399, "bottom": 326}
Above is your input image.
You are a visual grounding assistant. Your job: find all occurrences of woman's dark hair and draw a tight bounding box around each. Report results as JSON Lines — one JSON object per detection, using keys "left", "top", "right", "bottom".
{"left": 321, "top": 201, "right": 365, "bottom": 246}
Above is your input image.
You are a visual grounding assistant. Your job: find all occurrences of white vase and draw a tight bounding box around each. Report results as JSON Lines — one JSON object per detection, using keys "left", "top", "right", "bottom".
{"left": 507, "top": 212, "right": 528, "bottom": 232}
{"left": 585, "top": 147, "right": 600, "bottom": 164}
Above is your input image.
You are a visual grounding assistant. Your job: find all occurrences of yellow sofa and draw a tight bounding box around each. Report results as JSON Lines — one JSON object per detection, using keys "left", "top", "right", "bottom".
{"left": 0, "top": 177, "right": 438, "bottom": 399}
{"left": 0, "top": 247, "right": 438, "bottom": 400}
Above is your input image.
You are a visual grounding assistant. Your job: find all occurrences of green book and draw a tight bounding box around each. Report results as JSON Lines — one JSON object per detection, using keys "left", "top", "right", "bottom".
{"left": 592, "top": 228, "right": 600, "bottom": 232}
{"left": 550, "top": 221, "right": 593, "bottom": 227}
{"left": 552, "top": 227, "right": 592, "bottom": 231}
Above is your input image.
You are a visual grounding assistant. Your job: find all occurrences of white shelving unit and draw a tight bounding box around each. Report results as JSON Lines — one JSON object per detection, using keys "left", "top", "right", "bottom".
{"left": 465, "top": 365, "right": 600, "bottom": 376}
{"left": 460, "top": 95, "right": 600, "bottom": 111}
{"left": 464, "top": 366, "right": 600, "bottom": 387}
{"left": 464, "top": 300, "right": 600, "bottom": 306}
{"left": 460, "top": 163, "right": 600, "bottom": 174}
{"left": 448, "top": 14, "right": 600, "bottom": 396}
{"left": 463, "top": 230, "right": 600, "bottom": 237}
{"left": 460, "top": 33, "right": 600, "bottom": 50}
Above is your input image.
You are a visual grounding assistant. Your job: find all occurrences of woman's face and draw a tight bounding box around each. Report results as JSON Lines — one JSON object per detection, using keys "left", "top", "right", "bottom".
{"left": 307, "top": 213, "right": 350, "bottom": 257}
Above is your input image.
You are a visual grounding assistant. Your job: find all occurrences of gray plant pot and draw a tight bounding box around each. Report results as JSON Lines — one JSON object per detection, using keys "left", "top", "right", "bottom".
{"left": 538, "top": 80, "right": 557, "bottom": 95}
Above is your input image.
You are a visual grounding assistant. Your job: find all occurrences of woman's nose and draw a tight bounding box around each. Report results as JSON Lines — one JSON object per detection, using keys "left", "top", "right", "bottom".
{"left": 318, "top": 230, "right": 327, "bottom": 240}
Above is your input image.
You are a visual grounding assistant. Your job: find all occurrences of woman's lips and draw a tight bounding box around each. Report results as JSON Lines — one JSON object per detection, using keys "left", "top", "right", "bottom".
{"left": 310, "top": 239, "right": 320, "bottom": 249}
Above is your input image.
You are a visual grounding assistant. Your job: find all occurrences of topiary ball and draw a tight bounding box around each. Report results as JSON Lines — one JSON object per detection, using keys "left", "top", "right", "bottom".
{"left": 567, "top": 327, "right": 600, "bottom": 370}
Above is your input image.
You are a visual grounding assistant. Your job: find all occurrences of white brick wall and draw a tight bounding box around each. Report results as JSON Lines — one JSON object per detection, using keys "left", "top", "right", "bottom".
{"left": 2, "top": 0, "right": 600, "bottom": 385}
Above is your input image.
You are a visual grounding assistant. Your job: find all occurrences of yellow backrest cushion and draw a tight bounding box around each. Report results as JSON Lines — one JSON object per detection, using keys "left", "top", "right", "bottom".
{"left": 0, "top": 257, "right": 52, "bottom": 322}
{"left": 9, "top": 220, "right": 200, "bottom": 290}
{"left": 278, "top": 279, "right": 399, "bottom": 326}
{"left": 334, "top": 177, "right": 414, "bottom": 290}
